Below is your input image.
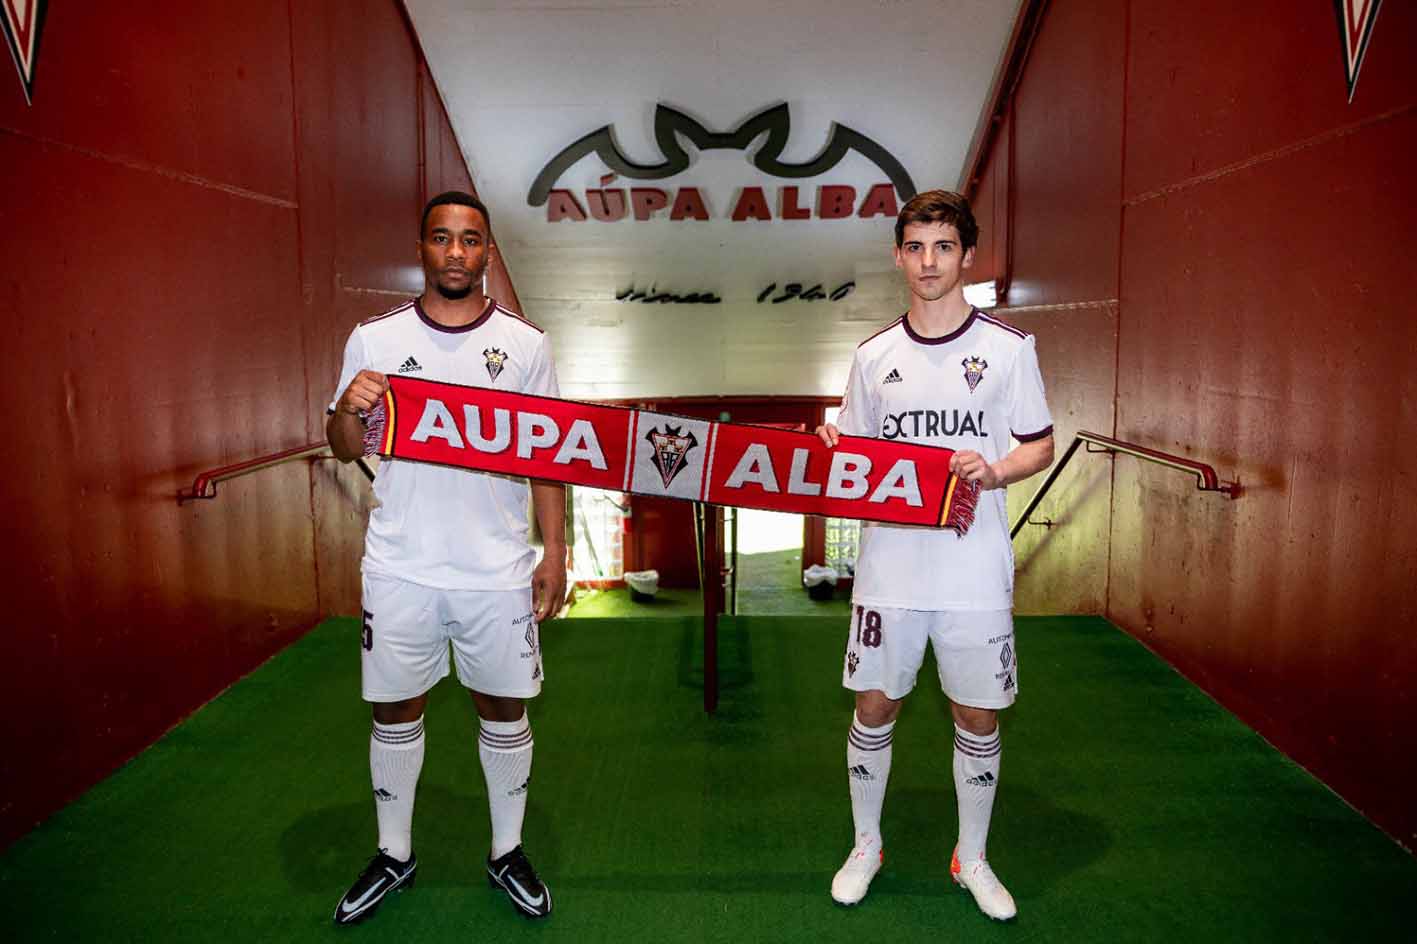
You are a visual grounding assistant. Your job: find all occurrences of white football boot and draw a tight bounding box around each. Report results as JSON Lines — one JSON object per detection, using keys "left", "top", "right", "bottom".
{"left": 950, "top": 847, "right": 1017, "bottom": 921}
{"left": 831, "top": 843, "right": 883, "bottom": 906}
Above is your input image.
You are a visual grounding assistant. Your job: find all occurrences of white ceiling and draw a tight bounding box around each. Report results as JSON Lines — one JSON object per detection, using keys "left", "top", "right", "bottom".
{"left": 406, "top": 0, "right": 1019, "bottom": 399}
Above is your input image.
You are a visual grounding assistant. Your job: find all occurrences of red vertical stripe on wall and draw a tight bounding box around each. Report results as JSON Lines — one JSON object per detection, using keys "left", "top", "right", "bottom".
{"left": 0, "top": 0, "right": 492, "bottom": 848}
{"left": 967, "top": 0, "right": 1417, "bottom": 848}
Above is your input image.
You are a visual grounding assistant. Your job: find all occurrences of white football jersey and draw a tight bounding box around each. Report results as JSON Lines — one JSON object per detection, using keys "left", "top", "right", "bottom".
{"left": 329, "top": 298, "right": 559, "bottom": 590}
{"left": 837, "top": 309, "right": 1052, "bottom": 611}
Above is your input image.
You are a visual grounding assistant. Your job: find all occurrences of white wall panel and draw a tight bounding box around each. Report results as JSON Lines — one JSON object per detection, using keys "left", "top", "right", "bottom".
{"left": 407, "top": 0, "right": 1019, "bottom": 397}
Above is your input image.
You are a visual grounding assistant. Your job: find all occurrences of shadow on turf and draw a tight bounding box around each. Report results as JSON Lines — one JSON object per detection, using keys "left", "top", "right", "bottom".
{"left": 546, "top": 777, "right": 1109, "bottom": 900}
{"left": 887, "top": 784, "right": 1110, "bottom": 897}
{"left": 676, "top": 618, "right": 754, "bottom": 698}
{"left": 278, "top": 786, "right": 559, "bottom": 894}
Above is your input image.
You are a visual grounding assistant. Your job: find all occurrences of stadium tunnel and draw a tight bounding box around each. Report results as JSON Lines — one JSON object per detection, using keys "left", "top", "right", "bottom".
{"left": 2, "top": 0, "right": 1414, "bottom": 938}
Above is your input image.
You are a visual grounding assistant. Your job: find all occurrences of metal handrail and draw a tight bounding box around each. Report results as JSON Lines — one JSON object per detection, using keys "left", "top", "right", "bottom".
{"left": 1011, "top": 430, "right": 1239, "bottom": 538}
{"left": 178, "top": 443, "right": 374, "bottom": 503}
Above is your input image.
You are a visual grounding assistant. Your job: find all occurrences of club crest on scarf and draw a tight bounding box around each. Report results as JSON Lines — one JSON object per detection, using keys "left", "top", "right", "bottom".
{"left": 484, "top": 347, "right": 508, "bottom": 381}
{"left": 962, "top": 355, "right": 988, "bottom": 393}
{"left": 646, "top": 424, "right": 698, "bottom": 488}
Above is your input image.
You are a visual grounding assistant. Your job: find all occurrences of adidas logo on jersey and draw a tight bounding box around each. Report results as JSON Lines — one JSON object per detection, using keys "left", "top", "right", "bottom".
{"left": 882, "top": 368, "right": 903, "bottom": 384}
{"left": 397, "top": 356, "right": 422, "bottom": 374}
{"left": 965, "top": 772, "right": 996, "bottom": 787}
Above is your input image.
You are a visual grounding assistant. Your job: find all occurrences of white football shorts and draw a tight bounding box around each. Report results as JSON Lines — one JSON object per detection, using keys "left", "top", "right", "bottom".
{"left": 841, "top": 604, "right": 1017, "bottom": 709}
{"left": 360, "top": 572, "right": 544, "bottom": 703}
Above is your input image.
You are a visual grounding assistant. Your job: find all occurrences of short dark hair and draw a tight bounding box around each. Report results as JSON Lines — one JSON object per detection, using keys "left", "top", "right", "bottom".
{"left": 895, "top": 189, "right": 978, "bottom": 250}
{"left": 420, "top": 190, "right": 490, "bottom": 238}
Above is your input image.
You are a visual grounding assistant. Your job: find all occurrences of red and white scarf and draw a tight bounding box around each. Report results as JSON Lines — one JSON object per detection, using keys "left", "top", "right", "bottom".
{"left": 364, "top": 376, "right": 978, "bottom": 533}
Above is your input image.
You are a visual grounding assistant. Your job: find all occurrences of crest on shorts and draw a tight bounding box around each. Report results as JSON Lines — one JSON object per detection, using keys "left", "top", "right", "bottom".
{"left": 483, "top": 347, "right": 507, "bottom": 381}
{"left": 847, "top": 651, "right": 859, "bottom": 677}
{"left": 962, "top": 355, "right": 988, "bottom": 393}
{"left": 645, "top": 424, "right": 698, "bottom": 488}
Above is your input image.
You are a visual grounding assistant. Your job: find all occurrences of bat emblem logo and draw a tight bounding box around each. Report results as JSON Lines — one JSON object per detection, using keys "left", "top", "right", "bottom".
{"left": 529, "top": 102, "right": 916, "bottom": 207}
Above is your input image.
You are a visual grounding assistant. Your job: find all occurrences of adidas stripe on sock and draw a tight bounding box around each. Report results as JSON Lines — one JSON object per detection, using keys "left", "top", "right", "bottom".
{"left": 478, "top": 713, "right": 534, "bottom": 859}
{"left": 370, "top": 716, "right": 426, "bottom": 862}
{"left": 846, "top": 712, "right": 895, "bottom": 849}
{"left": 953, "top": 724, "right": 1001, "bottom": 863}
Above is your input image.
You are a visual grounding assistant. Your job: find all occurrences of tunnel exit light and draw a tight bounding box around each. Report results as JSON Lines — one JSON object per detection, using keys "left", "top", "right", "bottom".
{"left": 963, "top": 281, "right": 997, "bottom": 309}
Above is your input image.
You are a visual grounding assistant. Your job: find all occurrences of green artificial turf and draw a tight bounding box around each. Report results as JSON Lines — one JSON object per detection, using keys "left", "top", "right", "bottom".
{"left": 2, "top": 615, "right": 1412, "bottom": 941}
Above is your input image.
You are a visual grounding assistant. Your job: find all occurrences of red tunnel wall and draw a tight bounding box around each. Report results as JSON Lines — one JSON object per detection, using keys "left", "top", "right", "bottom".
{"left": 973, "top": 0, "right": 1417, "bottom": 848}
{"left": 0, "top": 1, "right": 478, "bottom": 847}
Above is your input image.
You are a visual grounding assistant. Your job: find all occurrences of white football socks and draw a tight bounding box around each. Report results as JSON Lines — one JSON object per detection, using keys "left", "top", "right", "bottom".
{"left": 953, "top": 724, "right": 1001, "bottom": 862}
{"left": 370, "top": 716, "right": 425, "bottom": 863}
{"left": 846, "top": 712, "right": 895, "bottom": 849}
{"left": 478, "top": 713, "right": 534, "bottom": 859}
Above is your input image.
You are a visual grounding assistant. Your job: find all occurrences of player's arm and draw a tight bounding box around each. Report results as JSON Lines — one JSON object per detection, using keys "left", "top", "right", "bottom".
{"left": 530, "top": 481, "right": 567, "bottom": 621}
{"left": 526, "top": 332, "right": 567, "bottom": 620}
{"left": 950, "top": 435, "right": 1054, "bottom": 490}
{"left": 327, "top": 370, "right": 389, "bottom": 462}
{"left": 954, "top": 334, "right": 1055, "bottom": 488}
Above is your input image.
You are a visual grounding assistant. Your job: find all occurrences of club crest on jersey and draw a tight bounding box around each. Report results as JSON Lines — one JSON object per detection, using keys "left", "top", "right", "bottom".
{"left": 962, "top": 355, "right": 988, "bottom": 393}
{"left": 646, "top": 424, "right": 698, "bottom": 488}
{"left": 484, "top": 348, "right": 508, "bottom": 381}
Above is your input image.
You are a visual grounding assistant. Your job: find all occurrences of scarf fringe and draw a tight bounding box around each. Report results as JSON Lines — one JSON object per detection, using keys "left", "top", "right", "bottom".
{"left": 943, "top": 476, "right": 980, "bottom": 536}
{"left": 360, "top": 404, "right": 386, "bottom": 458}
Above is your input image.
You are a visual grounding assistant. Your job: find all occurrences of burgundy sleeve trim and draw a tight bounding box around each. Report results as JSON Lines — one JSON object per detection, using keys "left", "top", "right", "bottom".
{"left": 359, "top": 300, "right": 415, "bottom": 326}
{"left": 1013, "top": 425, "right": 1053, "bottom": 442}
{"left": 498, "top": 305, "right": 545, "bottom": 333}
{"left": 976, "top": 311, "right": 1029, "bottom": 340}
{"left": 857, "top": 315, "right": 904, "bottom": 347}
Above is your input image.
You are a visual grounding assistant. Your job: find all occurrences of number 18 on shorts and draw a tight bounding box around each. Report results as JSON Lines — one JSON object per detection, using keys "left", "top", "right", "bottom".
{"left": 842, "top": 605, "right": 1018, "bottom": 709}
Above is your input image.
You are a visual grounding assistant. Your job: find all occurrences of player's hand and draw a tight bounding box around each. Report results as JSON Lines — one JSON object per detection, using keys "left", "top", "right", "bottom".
{"left": 531, "top": 553, "right": 567, "bottom": 622}
{"left": 816, "top": 423, "right": 841, "bottom": 448}
{"left": 337, "top": 370, "right": 389, "bottom": 415}
{"left": 950, "top": 450, "right": 1003, "bottom": 490}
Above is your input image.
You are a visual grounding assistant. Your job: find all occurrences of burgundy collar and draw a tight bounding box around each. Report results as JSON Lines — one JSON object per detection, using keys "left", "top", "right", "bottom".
{"left": 415, "top": 296, "right": 495, "bottom": 334}
{"left": 901, "top": 308, "right": 978, "bottom": 345}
